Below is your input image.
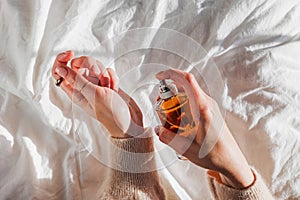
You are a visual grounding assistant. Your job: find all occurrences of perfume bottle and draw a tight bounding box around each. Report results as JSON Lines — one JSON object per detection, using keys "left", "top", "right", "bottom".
{"left": 155, "top": 80, "right": 195, "bottom": 135}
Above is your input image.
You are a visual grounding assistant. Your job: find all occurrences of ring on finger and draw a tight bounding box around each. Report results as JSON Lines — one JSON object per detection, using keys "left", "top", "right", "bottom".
{"left": 55, "top": 77, "right": 64, "bottom": 87}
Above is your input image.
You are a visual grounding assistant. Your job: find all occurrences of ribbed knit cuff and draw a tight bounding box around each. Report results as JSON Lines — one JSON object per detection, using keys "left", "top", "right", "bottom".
{"left": 207, "top": 168, "right": 274, "bottom": 200}
{"left": 108, "top": 128, "right": 157, "bottom": 174}
{"left": 98, "top": 128, "right": 166, "bottom": 199}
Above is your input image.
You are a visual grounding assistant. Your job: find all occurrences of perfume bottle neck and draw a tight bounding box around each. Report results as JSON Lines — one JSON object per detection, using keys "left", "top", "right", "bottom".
{"left": 159, "top": 80, "right": 175, "bottom": 99}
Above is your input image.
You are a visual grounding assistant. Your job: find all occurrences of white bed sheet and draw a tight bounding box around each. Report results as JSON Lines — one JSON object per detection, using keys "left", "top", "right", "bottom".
{"left": 0, "top": 0, "right": 300, "bottom": 199}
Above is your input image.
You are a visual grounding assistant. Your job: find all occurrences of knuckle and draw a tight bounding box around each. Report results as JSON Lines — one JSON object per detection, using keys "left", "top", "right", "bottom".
{"left": 159, "top": 134, "right": 167, "bottom": 143}
{"left": 70, "top": 58, "right": 79, "bottom": 67}
{"left": 186, "top": 73, "right": 195, "bottom": 81}
{"left": 159, "top": 130, "right": 171, "bottom": 140}
{"left": 200, "top": 105, "right": 209, "bottom": 113}
{"left": 81, "top": 56, "right": 91, "bottom": 65}
{"left": 67, "top": 73, "right": 74, "bottom": 83}
{"left": 66, "top": 70, "right": 76, "bottom": 85}
{"left": 166, "top": 69, "right": 173, "bottom": 74}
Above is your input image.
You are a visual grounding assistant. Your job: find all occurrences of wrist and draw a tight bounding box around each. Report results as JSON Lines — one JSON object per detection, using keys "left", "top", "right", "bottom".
{"left": 219, "top": 166, "right": 255, "bottom": 189}
{"left": 106, "top": 121, "right": 145, "bottom": 139}
{"left": 108, "top": 128, "right": 156, "bottom": 173}
{"left": 215, "top": 130, "right": 255, "bottom": 189}
{"left": 110, "top": 125, "right": 147, "bottom": 139}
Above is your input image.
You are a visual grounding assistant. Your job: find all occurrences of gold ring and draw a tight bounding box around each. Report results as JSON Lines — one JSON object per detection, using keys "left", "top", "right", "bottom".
{"left": 55, "top": 77, "right": 64, "bottom": 87}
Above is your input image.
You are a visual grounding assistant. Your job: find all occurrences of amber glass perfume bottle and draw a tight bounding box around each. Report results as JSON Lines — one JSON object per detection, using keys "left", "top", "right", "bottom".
{"left": 155, "top": 80, "right": 195, "bottom": 135}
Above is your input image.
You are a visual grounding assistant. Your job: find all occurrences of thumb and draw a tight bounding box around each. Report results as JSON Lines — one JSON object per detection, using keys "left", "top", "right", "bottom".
{"left": 52, "top": 50, "right": 74, "bottom": 80}
{"left": 57, "top": 50, "right": 74, "bottom": 63}
{"left": 155, "top": 126, "right": 194, "bottom": 156}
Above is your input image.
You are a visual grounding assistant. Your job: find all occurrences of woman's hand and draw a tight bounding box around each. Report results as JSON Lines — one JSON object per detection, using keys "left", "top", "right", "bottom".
{"left": 155, "top": 69, "right": 255, "bottom": 189}
{"left": 52, "top": 50, "right": 144, "bottom": 138}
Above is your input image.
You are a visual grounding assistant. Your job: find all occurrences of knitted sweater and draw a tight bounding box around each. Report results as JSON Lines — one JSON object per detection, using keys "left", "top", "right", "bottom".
{"left": 98, "top": 135, "right": 274, "bottom": 200}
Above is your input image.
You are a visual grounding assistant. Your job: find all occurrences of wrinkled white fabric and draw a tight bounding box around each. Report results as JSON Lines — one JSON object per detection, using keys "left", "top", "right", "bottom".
{"left": 0, "top": 0, "right": 300, "bottom": 199}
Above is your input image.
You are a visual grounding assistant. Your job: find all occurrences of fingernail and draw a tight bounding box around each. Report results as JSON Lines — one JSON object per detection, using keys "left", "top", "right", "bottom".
{"left": 155, "top": 71, "right": 163, "bottom": 78}
{"left": 55, "top": 66, "right": 68, "bottom": 77}
{"left": 58, "top": 50, "right": 73, "bottom": 60}
{"left": 101, "top": 77, "right": 110, "bottom": 87}
{"left": 58, "top": 52, "right": 67, "bottom": 60}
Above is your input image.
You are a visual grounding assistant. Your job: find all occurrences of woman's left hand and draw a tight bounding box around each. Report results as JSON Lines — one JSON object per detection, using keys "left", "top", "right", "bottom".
{"left": 52, "top": 50, "right": 143, "bottom": 138}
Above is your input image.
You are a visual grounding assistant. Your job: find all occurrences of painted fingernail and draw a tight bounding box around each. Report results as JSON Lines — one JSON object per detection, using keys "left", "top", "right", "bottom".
{"left": 101, "top": 76, "right": 110, "bottom": 87}
{"left": 58, "top": 52, "right": 67, "bottom": 60}
{"left": 55, "top": 66, "right": 68, "bottom": 77}
{"left": 155, "top": 71, "right": 163, "bottom": 78}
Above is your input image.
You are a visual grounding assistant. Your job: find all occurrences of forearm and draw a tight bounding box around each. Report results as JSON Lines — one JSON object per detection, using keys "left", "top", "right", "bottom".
{"left": 206, "top": 131, "right": 274, "bottom": 199}
{"left": 212, "top": 129, "right": 255, "bottom": 189}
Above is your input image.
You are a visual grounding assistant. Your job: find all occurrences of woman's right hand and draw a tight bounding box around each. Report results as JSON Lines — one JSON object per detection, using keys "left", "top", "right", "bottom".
{"left": 155, "top": 69, "right": 255, "bottom": 189}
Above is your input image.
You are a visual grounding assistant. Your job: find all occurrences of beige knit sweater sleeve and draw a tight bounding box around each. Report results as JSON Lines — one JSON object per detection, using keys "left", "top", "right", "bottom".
{"left": 98, "top": 132, "right": 166, "bottom": 200}
{"left": 207, "top": 168, "right": 274, "bottom": 200}
{"left": 98, "top": 132, "right": 273, "bottom": 200}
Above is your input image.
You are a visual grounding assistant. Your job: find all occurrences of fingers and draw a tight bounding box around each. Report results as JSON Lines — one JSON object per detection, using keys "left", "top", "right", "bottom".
{"left": 59, "top": 80, "right": 97, "bottom": 117}
{"left": 70, "top": 56, "right": 112, "bottom": 88}
{"left": 71, "top": 56, "right": 101, "bottom": 85}
{"left": 61, "top": 54, "right": 120, "bottom": 92}
{"left": 155, "top": 126, "right": 199, "bottom": 159}
{"left": 71, "top": 56, "right": 101, "bottom": 74}
{"left": 156, "top": 69, "right": 208, "bottom": 104}
{"left": 100, "top": 71, "right": 110, "bottom": 87}
{"left": 106, "top": 68, "right": 119, "bottom": 91}
{"left": 60, "top": 81, "right": 88, "bottom": 108}
{"left": 156, "top": 69, "right": 202, "bottom": 122}
{"left": 98, "top": 61, "right": 110, "bottom": 87}
{"left": 185, "top": 72, "right": 210, "bottom": 110}
{"left": 55, "top": 65, "right": 96, "bottom": 101}
{"left": 52, "top": 50, "right": 74, "bottom": 80}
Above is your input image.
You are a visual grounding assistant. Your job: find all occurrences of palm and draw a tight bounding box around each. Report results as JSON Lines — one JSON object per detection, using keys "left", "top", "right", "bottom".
{"left": 52, "top": 52, "right": 143, "bottom": 137}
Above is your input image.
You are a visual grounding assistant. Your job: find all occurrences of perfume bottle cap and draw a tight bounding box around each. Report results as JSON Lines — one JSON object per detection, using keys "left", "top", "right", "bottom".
{"left": 159, "top": 80, "right": 175, "bottom": 99}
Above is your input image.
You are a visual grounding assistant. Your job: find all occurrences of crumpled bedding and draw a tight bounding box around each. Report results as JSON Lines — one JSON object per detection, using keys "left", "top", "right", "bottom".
{"left": 0, "top": 0, "right": 300, "bottom": 199}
